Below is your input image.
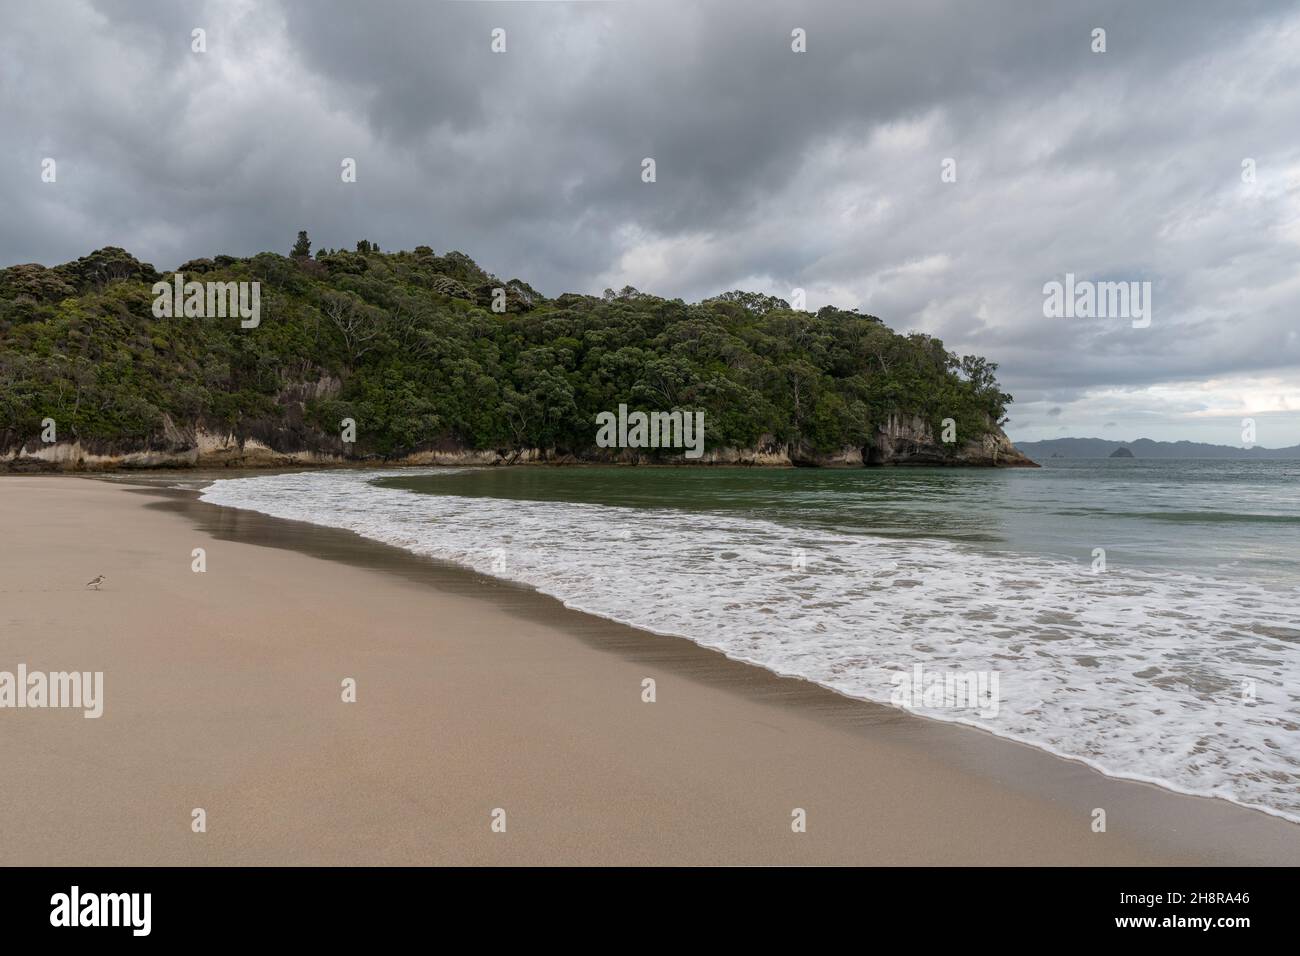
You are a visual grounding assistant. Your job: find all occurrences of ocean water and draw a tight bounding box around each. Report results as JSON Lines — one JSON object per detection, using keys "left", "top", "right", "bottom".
{"left": 198, "top": 459, "right": 1300, "bottom": 821}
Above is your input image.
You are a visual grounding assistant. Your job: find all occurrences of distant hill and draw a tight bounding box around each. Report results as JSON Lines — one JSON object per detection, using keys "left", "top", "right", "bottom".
{"left": 1015, "top": 437, "right": 1300, "bottom": 459}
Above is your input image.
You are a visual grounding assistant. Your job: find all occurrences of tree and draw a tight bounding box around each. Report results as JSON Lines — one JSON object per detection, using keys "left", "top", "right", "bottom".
{"left": 291, "top": 231, "right": 312, "bottom": 259}
{"left": 320, "top": 291, "right": 383, "bottom": 362}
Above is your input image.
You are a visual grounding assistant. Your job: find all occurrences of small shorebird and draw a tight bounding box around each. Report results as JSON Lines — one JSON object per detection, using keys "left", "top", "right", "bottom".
{"left": 85, "top": 575, "right": 105, "bottom": 591}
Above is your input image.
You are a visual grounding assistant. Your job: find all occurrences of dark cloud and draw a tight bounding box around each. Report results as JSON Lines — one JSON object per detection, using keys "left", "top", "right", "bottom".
{"left": 3, "top": 0, "right": 1297, "bottom": 442}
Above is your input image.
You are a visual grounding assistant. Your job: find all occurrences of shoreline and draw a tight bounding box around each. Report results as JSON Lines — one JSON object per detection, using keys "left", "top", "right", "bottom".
{"left": 176, "top": 473, "right": 1300, "bottom": 836}
{"left": 0, "top": 455, "right": 1038, "bottom": 473}
{"left": 2, "top": 473, "right": 1297, "bottom": 865}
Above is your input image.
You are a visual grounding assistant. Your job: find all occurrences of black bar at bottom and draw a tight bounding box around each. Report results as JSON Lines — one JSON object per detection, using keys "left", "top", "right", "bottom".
{"left": 0, "top": 866, "right": 1291, "bottom": 942}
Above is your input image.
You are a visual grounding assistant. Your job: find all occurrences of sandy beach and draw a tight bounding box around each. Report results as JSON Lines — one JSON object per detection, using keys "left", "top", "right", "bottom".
{"left": 1, "top": 473, "right": 1297, "bottom": 866}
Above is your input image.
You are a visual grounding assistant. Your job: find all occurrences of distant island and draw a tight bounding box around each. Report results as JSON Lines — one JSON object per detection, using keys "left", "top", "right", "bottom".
{"left": 1016, "top": 436, "right": 1300, "bottom": 459}
{"left": 0, "top": 240, "right": 1035, "bottom": 471}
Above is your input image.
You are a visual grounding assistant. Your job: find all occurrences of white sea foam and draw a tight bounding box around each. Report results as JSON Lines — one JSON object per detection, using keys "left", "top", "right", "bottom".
{"left": 200, "top": 469, "right": 1300, "bottom": 821}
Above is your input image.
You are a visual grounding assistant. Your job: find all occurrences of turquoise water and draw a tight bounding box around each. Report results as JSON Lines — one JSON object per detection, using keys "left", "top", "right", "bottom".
{"left": 202, "top": 459, "right": 1300, "bottom": 821}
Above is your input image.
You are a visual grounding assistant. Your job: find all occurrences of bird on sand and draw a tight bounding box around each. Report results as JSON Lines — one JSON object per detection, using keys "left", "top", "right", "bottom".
{"left": 85, "top": 575, "right": 105, "bottom": 590}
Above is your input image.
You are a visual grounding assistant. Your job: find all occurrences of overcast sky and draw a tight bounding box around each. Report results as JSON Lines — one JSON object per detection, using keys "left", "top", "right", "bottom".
{"left": 3, "top": 0, "right": 1298, "bottom": 445}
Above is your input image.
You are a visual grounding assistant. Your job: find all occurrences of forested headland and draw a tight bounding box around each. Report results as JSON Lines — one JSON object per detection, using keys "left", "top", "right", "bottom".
{"left": 0, "top": 238, "right": 1031, "bottom": 468}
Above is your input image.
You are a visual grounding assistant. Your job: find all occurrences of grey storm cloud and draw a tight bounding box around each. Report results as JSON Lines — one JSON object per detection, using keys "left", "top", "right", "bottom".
{"left": 2, "top": 0, "right": 1298, "bottom": 443}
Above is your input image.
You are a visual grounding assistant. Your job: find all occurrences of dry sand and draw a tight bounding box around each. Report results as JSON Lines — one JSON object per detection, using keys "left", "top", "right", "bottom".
{"left": 1, "top": 473, "right": 1297, "bottom": 865}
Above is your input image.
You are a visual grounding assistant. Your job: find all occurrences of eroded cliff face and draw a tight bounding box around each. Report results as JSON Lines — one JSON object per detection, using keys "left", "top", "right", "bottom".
{"left": 1, "top": 408, "right": 1036, "bottom": 471}
{"left": 1, "top": 429, "right": 339, "bottom": 471}
{"left": 1, "top": 433, "right": 801, "bottom": 470}
{"left": 865, "top": 413, "right": 1038, "bottom": 468}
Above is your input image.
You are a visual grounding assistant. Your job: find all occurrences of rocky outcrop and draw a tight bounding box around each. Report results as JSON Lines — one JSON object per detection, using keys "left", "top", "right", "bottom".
{"left": 2, "top": 409, "right": 1036, "bottom": 471}
{"left": 1, "top": 428, "right": 342, "bottom": 471}
{"left": 865, "top": 413, "right": 1037, "bottom": 467}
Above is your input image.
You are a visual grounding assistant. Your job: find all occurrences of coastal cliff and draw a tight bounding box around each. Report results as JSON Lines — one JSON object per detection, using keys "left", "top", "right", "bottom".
{"left": 1, "top": 244, "right": 1035, "bottom": 471}
{"left": 864, "top": 413, "right": 1036, "bottom": 467}
{"left": 2, "top": 415, "right": 1035, "bottom": 470}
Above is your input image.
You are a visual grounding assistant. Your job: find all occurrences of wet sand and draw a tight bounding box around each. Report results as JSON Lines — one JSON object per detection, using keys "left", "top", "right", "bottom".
{"left": 1, "top": 473, "right": 1297, "bottom": 865}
